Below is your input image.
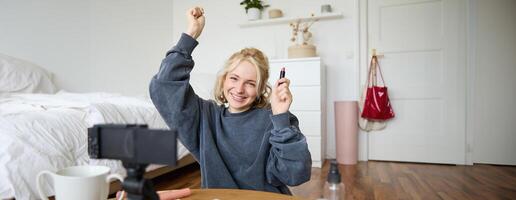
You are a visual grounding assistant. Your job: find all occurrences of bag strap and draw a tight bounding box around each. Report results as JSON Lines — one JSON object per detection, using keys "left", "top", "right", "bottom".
{"left": 366, "top": 55, "right": 376, "bottom": 87}
{"left": 372, "top": 55, "right": 387, "bottom": 87}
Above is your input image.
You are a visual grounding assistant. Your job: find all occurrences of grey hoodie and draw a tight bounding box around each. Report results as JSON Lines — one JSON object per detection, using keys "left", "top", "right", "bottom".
{"left": 149, "top": 33, "right": 311, "bottom": 194}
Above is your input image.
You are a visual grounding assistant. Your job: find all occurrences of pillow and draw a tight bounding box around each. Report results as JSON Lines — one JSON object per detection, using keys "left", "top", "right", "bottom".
{"left": 0, "top": 53, "right": 57, "bottom": 94}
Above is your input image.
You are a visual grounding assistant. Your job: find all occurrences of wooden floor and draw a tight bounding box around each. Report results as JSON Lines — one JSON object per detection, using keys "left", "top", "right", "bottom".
{"left": 152, "top": 160, "right": 516, "bottom": 200}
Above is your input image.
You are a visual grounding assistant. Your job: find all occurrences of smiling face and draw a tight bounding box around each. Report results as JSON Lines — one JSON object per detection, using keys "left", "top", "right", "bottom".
{"left": 214, "top": 48, "right": 271, "bottom": 111}
{"left": 223, "top": 60, "right": 258, "bottom": 113}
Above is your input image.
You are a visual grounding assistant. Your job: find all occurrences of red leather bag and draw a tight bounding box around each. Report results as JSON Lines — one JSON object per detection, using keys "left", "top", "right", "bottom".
{"left": 361, "top": 55, "right": 395, "bottom": 120}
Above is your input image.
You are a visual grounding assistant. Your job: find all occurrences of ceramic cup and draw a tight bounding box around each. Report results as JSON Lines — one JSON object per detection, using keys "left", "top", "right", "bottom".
{"left": 36, "top": 165, "right": 124, "bottom": 200}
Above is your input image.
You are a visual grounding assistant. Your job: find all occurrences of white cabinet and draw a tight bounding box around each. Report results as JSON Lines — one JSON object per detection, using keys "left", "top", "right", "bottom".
{"left": 269, "top": 57, "right": 326, "bottom": 168}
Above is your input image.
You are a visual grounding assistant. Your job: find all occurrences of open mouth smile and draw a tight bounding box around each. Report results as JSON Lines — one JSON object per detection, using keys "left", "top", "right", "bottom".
{"left": 229, "top": 92, "right": 247, "bottom": 103}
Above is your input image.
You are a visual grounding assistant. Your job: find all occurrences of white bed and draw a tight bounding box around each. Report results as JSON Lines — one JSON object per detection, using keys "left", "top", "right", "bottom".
{"left": 0, "top": 92, "right": 191, "bottom": 199}
{"left": 0, "top": 54, "right": 215, "bottom": 199}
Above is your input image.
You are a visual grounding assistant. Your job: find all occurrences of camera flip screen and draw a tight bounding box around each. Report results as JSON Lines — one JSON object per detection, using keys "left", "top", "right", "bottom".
{"left": 88, "top": 124, "right": 177, "bottom": 166}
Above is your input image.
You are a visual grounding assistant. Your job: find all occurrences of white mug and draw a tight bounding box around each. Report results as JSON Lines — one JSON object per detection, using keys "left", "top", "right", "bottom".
{"left": 36, "top": 165, "right": 124, "bottom": 200}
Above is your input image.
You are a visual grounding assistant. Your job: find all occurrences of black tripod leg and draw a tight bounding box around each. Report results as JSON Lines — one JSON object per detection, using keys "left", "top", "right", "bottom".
{"left": 142, "top": 179, "right": 159, "bottom": 200}
{"left": 125, "top": 179, "right": 159, "bottom": 200}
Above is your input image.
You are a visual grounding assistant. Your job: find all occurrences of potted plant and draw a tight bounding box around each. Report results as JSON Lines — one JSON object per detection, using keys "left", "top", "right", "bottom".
{"left": 240, "top": 0, "right": 269, "bottom": 21}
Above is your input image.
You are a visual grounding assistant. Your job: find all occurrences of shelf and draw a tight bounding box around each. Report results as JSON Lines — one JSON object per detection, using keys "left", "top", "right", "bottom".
{"left": 239, "top": 12, "right": 343, "bottom": 28}
{"left": 270, "top": 57, "right": 321, "bottom": 63}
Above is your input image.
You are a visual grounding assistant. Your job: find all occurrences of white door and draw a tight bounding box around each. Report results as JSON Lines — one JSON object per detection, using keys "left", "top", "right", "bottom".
{"left": 365, "top": 0, "right": 467, "bottom": 164}
{"left": 472, "top": 0, "right": 516, "bottom": 165}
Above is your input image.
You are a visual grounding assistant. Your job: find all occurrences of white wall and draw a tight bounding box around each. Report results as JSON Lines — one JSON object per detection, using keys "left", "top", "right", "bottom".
{"left": 88, "top": 0, "right": 174, "bottom": 96}
{"left": 0, "top": 0, "right": 91, "bottom": 92}
{"left": 471, "top": 0, "right": 516, "bottom": 165}
{"left": 1, "top": 0, "right": 358, "bottom": 159}
{"left": 171, "top": 0, "right": 357, "bottom": 159}
{"left": 0, "top": 0, "right": 173, "bottom": 96}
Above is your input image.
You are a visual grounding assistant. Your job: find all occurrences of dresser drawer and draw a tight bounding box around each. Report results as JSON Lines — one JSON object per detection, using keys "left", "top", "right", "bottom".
{"left": 290, "top": 86, "right": 321, "bottom": 111}
{"left": 269, "top": 60, "right": 321, "bottom": 86}
{"left": 306, "top": 136, "right": 322, "bottom": 162}
{"left": 292, "top": 111, "right": 321, "bottom": 137}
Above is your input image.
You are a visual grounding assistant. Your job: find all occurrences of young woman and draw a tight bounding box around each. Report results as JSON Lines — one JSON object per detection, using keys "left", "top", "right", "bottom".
{"left": 150, "top": 7, "right": 311, "bottom": 195}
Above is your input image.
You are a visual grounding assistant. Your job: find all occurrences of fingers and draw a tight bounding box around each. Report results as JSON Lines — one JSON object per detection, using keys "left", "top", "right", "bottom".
{"left": 189, "top": 6, "right": 204, "bottom": 18}
{"left": 185, "top": 6, "right": 205, "bottom": 39}
{"left": 116, "top": 191, "right": 125, "bottom": 200}
{"left": 158, "top": 188, "right": 192, "bottom": 200}
{"left": 276, "top": 78, "right": 290, "bottom": 87}
{"left": 275, "top": 78, "right": 290, "bottom": 94}
{"left": 273, "top": 78, "right": 292, "bottom": 102}
{"left": 278, "top": 90, "right": 292, "bottom": 101}
{"left": 271, "top": 78, "right": 293, "bottom": 115}
{"left": 193, "top": 7, "right": 201, "bottom": 18}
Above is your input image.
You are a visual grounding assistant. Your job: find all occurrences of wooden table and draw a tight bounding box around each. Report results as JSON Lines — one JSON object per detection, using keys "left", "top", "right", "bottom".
{"left": 109, "top": 189, "right": 305, "bottom": 200}
{"left": 182, "top": 189, "right": 304, "bottom": 200}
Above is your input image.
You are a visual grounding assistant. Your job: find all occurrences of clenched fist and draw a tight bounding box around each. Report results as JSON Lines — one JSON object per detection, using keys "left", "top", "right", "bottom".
{"left": 186, "top": 7, "right": 205, "bottom": 39}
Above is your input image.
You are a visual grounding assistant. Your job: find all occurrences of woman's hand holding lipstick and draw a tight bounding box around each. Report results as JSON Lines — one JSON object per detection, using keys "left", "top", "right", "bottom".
{"left": 271, "top": 67, "right": 292, "bottom": 115}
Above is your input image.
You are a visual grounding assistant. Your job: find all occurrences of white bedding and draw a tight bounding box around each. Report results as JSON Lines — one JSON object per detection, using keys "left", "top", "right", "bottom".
{"left": 0, "top": 91, "right": 189, "bottom": 200}
{"left": 0, "top": 53, "right": 57, "bottom": 94}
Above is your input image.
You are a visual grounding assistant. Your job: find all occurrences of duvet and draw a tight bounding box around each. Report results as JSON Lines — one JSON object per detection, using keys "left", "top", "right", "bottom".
{"left": 0, "top": 92, "right": 188, "bottom": 200}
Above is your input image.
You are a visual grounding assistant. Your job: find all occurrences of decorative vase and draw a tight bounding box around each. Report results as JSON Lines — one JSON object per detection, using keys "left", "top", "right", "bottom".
{"left": 268, "top": 9, "right": 283, "bottom": 19}
{"left": 288, "top": 44, "right": 317, "bottom": 58}
{"left": 247, "top": 8, "right": 261, "bottom": 21}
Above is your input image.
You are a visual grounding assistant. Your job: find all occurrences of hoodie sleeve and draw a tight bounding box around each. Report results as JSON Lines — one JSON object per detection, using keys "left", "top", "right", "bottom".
{"left": 149, "top": 33, "right": 207, "bottom": 157}
{"left": 266, "top": 112, "right": 312, "bottom": 186}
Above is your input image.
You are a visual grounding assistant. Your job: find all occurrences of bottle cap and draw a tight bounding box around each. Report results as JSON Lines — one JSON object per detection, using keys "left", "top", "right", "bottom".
{"left": 327, "top": 159, "right": 341, "bottom": 184}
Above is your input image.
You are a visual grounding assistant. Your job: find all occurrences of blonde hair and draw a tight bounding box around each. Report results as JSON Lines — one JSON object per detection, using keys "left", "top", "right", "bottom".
{"left": 214, "top": 48, "right": 271, "bottom": 108}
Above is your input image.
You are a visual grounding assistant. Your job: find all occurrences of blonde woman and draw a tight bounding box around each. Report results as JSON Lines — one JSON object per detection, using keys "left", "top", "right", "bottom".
{"left": 150, "top": 7, "right": 311, "bottom": 195}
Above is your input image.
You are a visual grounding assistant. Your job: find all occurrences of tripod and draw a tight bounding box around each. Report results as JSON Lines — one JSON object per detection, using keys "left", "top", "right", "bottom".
{"left": 121, "top": 162, "right": 159, "bottom": 200}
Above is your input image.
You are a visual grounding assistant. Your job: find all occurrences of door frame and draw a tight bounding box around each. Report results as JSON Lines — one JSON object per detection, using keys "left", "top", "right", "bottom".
{"left": 465, "top": 0, "right": 477, "bottom": 166}
{"left": 355, "top": 0, "right": 475, "bottom": 165}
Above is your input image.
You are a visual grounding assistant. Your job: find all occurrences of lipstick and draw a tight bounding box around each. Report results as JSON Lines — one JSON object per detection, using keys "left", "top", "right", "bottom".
{"left": 279, "top": 67, "right": 285, "bottom": 79}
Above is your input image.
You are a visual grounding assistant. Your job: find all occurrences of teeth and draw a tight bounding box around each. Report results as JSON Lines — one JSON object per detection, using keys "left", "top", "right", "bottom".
{"left": 230, "top": 93, "right": 246, "bottom": 102}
